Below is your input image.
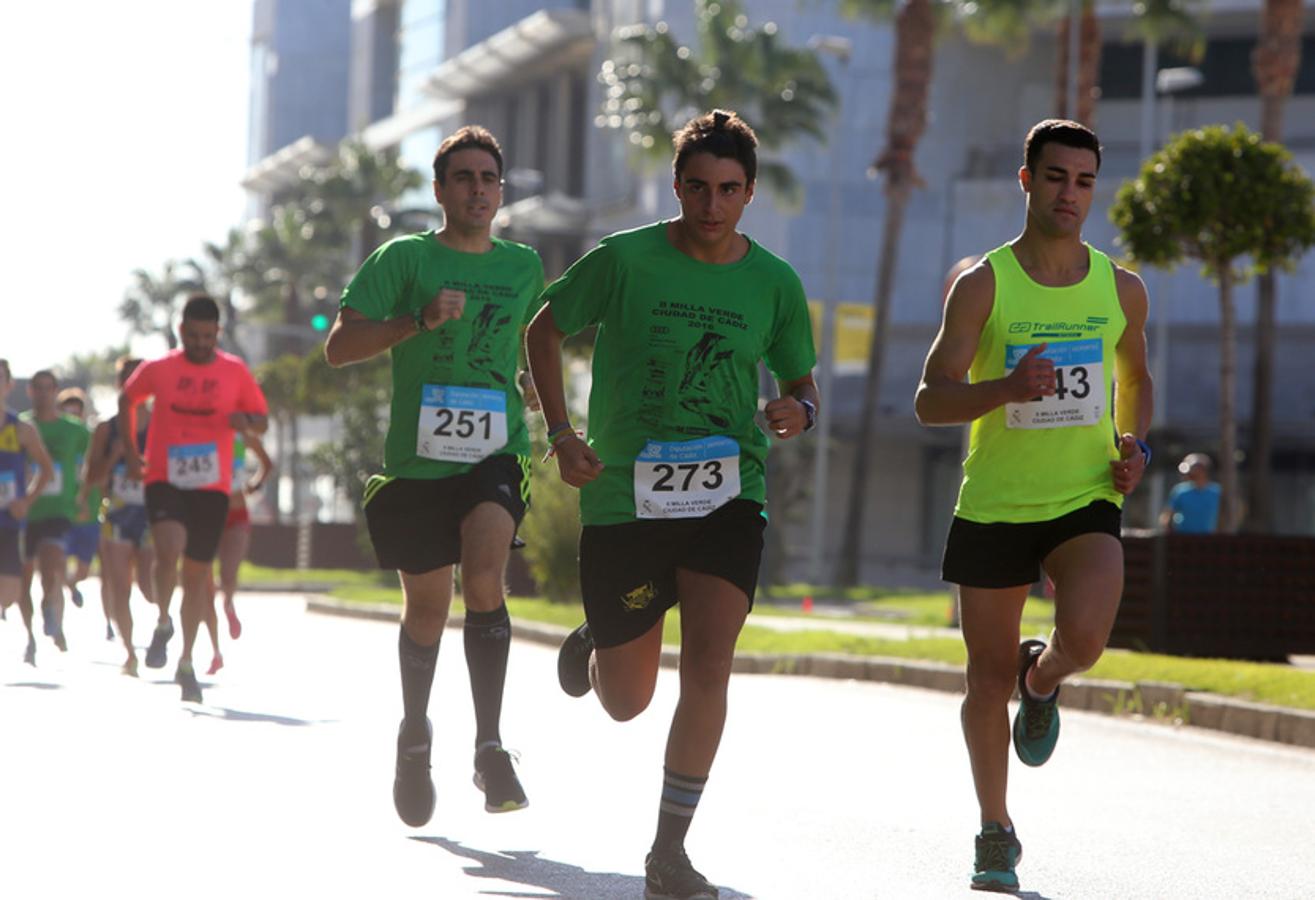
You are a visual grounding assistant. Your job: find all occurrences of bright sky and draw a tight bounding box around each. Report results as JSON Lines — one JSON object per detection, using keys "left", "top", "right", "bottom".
{"left": 1, "top": 1, "right": 252, "bottom": 377}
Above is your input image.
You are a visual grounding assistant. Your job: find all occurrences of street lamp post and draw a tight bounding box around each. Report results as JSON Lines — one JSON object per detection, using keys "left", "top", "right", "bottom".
{"left": 1143, "top": 64, "right": 1203, "bottom": 515}
{"left": 806, "top": 34, "right": 853, "bottom": 586}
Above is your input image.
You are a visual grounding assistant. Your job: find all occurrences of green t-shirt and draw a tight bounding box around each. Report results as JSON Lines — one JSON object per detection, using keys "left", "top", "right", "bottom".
{"left": 73, "top": 453, "right": 100, "bottom": 524}
{"left": 341, "top": 231, "right": 546, "bottom": 481}
{"left": 543, "top": 222, "right": 816, "bottom": 526}
{"left": 22, "top": 413, "right": 90, "bottom": 522}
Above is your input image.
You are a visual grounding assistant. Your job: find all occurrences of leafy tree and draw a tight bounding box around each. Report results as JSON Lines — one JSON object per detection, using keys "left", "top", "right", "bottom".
{"left": 1247, "top": 0, "right": 1306, "bottom": 530}
{"left": 1110, "top": 124, "right": 1315, "bottom": 531}
{"left": 598, "top": 0, "right": 837, "bottom": 202}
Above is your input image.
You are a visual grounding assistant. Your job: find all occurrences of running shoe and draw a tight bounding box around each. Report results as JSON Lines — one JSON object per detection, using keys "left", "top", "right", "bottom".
{"left": 224, "top": 600, "right": 242, "bottom": 640}
{"left": 70, "top": 586, "right": 83, "bottom": 608}
{"left": 971, "top": 822, "right": 1022, "bottom": 892}
{"left": 1012, "top": 639, "right": 1061, "bottom": 767}
{"left": 473, "top": 744, "right": 528, "bottom": 813}
{"left": 176, "top": 661, "right": 203, "bottom": 703}
{"left": 53, "top": 629, "right": 67, "bottom": 652}
{"left": 207, "top": 653, "right": 224, "bottom": 676}
{"left": 144, "top": 617, "right": 174, "bottom": 669}
{"left": 23, "top": 637, "right": 35, "bottom": 666}
{"left": 122, "top": 658, "right": 139, "bottom": 678}
{"left": 393, "top": 718, "right": 436, "bottom": 828}
{"left": 644, "top": 847, "right": 718, "bottom": 900}
{"left": 557, "top": 621, "right": 594, "bottom": 698}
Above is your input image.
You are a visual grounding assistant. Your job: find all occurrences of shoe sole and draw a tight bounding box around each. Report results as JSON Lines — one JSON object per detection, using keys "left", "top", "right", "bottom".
{"left": 644, "top": 888, "right": 717, "bottom": 900}
{"left": 557, "top": 626, "right": 594, "bottom": 698}
{"left": 970, "top": 878, "right": 1019, "bottom": 893}
{"left": 471, "top": 772, "right": 528, "bottom": 813}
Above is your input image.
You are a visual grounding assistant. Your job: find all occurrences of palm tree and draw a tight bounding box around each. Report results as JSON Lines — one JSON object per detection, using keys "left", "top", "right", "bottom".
{"left": 599, "top": 0, "right": 837, "bottom": 202}
{"left": 183, "top": 227, "right": 254, "bottom": 359}
{"left": 119, "top": 261, "right": 189, "bottom": 350}
{"left": 1247, "top": 0, "right": 1305, "bottom": 532}
{"left": 834, "top": 0, "right": 935, "bottom": 585}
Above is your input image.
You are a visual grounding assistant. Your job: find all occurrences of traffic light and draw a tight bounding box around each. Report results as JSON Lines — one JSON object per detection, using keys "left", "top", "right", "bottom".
{"left": 310, "top": 313, "right": 330, "bottom": 331}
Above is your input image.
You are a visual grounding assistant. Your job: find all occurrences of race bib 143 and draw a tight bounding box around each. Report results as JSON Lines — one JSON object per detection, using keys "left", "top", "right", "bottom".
{"left": 1004, "top": 338, "right": 1105, "bottom": 430}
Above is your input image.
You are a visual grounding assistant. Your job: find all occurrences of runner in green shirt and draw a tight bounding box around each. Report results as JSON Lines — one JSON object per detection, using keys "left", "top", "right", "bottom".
{"left": 914, "top": 120, "right": 1153, "bottom": 892}
{"left": 526, "top": 109, "right": 819, "bottom": 900}
{"left": 57, "top": 388, "right": 105, "bottom": 628}
{"left": 325, "top": 125, "right": 543, "bottom": 827}
{"left": 21, "top": 370, "right": 90, "bottom": 654}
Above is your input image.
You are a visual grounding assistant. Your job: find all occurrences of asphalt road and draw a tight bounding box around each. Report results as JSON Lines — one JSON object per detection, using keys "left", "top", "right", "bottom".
{"left": 1, "top": 587, "right": 1312, "bottom": 899}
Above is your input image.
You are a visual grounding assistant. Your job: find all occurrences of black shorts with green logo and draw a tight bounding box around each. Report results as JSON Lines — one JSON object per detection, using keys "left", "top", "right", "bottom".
{"left": 579, "top": 498, "right": 766, "bottom": 649}
{"left": 941, "top": 499, "right": 1122, "bottom": 589}
{"left": 363, "top": 453, "right": 530, "bottom": 575}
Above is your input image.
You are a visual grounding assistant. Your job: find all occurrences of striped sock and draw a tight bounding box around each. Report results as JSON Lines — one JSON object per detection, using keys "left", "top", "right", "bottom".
{"left": 652, "top": 767, "right": 707, "bottom": 852}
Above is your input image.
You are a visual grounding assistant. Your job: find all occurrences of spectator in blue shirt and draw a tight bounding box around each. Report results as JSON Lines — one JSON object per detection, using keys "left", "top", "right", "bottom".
{"left": 1161, "top": 453, "right": 1221, "bottom": 534}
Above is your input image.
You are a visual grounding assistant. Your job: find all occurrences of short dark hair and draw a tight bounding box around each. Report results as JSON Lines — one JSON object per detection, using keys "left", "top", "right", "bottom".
{"left": 432, "top": 125, "right": 504, "bottom": 185}
{"left": 30, "top": 369, "right": 57, "bottom": 388}
{"left": 672, "top": 109, "right": 758, "bottom": 185}
{"left": 1024, "top": 119, "right": 1102, "bottom": 172}
{"left": 115, "top": 356, "right": 143, "bottom": 387}
{"left": 182, "top": 293, "right": 221, "bottom": 323}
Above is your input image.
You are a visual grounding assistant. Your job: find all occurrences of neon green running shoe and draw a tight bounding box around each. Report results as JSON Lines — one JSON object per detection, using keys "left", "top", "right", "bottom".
{"left": 1012, "top": 639, "right": 1060, "bottom": 767}
{"left": 971, "top": 822, "right": 1022, "bottom": 892}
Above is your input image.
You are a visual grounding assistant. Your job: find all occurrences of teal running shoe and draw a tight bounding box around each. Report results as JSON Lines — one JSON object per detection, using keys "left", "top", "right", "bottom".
{"left": 971, "top": 822, "right": 1022, "bottom": 892}
{"left": 1012, "top": 639, "right": 1060, "bottom": 767}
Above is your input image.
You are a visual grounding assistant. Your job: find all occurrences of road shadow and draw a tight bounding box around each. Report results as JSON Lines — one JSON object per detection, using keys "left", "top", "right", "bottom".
{"left": 1014, "top": 890, "right": 1054, "bottom": 899}
{"left": 184, "top": 705, "right": 332, "bottom": 727}
{"left": 3, "top": 680, "right": 61, "bottom": 690}
{"left": 415, "top": 836, "right": 754, "bottom": 899}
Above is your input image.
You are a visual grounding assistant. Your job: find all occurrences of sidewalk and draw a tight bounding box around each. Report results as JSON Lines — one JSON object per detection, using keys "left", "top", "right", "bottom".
{"left": 302, "top": 592, "right": 1315, "bottom": 752}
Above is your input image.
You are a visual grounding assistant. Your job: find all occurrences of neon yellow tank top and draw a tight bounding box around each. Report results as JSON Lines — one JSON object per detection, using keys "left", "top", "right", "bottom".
{"left": 954, "top": 243, "right": 1126, "bottom": 523}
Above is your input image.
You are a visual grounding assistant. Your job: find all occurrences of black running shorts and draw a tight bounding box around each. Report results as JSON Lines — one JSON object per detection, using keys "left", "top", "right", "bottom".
{"left": 145, "top": 483, "right": 230, "bottom": 563}
{"left": 0, "top": 527, "right": 20, "bottom": 576}
{"left": 22, "top": 517, "right": 70, "bottom": 562}
{"left": 941, "top": 499, "right": 1122, "bottom": 589}
{"left": 579, "top": 498, "right": 766, "bottom": 649}
{"left": 364, "top": 453, "right": 530, "bottom": 575}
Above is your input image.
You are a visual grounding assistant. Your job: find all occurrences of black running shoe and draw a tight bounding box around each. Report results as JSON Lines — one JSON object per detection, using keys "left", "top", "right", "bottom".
{"left": 70, "top": 586, "right": 84, "bottom": 608}
{"left": 394, "top": 718, "right": 435, "bottom": 828}
{"left": 644, "top": 847, "right": 718, "bottom": 900}
{"left": 557, "top": 621, "right": 594, "bottom": 698}
{"left": 176, "top": 662, "right": 203, "bottom": 703}
{"left": 473, "top": 743, "right": 528, "bottom": 813}
{"left": 145, "top": 618, "right": 174, "bottom": 669}
{"left": 23, "top": 637, "right": 35, "bottom": 666}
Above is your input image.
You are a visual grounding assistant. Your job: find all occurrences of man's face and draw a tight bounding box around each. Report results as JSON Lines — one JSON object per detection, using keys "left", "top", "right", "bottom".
{"left": 180, "top": 318, "right": 220, "bottom": 364}
{"left": 673, "top": 152, "right": 755, "bottom": 248}
{"left": 1020, "top": 142, "right": 1098, "bottom": 238}
{"left": 433, "top": 148, "right": 502, "bottom": 233}
{"left": 28, "top": 375, "right": 58, "bottom": 413}
{"left": 1187, "top": 463, "right": 1209, "bottom": 486}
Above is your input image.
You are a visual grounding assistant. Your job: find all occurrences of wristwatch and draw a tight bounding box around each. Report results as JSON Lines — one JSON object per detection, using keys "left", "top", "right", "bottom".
{"left": 800, "top": 398, "right": 817, "bottom": 432}
{"left": 1135, "top": 438, "right": 1152, "bottom": 466}
{"left": 413, "top": 307, "right": 429, "bottom": 333}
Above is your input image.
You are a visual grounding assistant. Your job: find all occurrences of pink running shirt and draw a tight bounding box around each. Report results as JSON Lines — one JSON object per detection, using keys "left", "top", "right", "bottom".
{"left": 122, "top": 350, "right": 268, "bottom": 492}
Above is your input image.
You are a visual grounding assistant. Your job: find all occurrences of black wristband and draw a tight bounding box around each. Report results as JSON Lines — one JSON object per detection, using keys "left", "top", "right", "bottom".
{"left": 800, "top": 398, "right": 817, "bottom": 432}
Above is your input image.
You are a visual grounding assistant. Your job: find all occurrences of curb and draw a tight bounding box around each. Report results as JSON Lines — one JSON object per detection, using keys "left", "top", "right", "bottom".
{"left": 304, "top": 597, "right": 1315, "bottom": 751}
